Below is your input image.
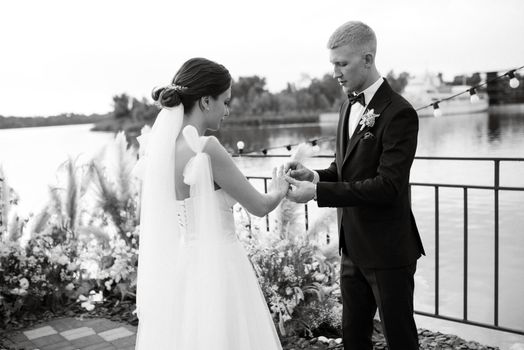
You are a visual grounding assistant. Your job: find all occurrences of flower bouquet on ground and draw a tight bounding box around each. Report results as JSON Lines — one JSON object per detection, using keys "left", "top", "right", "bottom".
{"left": 238, "top": 194, "right": 341, "bottom": 338}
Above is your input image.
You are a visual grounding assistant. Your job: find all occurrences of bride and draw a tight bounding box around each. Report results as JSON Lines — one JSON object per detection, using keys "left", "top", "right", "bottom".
{"left": 134, "top": 57, "right": 288, "bottom": 349}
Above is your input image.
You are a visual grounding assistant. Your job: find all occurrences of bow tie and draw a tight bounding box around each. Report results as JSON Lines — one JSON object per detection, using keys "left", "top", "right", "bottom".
{"left": 348, "top": 93, "right": 365, "bottom": 106}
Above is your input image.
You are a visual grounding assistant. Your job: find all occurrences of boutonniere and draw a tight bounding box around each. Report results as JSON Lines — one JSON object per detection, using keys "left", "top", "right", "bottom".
{"left": 358, "top": 108, "right": 380, "bottom": 132}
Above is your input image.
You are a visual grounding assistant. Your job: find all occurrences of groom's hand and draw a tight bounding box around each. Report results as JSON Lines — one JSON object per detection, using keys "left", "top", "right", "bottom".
{"left": 284, "top": 161, "right": 315, "bottom": 182}
{"left": 285, "top": 175, "right": 316, "bottom": 203}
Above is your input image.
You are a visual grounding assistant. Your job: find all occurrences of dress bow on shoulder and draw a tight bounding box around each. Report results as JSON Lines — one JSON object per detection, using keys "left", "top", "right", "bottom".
{"left": 182, "top": 125, "right": 213, "bottom": 196}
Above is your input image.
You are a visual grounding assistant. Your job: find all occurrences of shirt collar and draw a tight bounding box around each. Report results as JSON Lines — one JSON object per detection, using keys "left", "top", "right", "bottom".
{"left": 359, "top": 77, "right": 384, "bottom": 107}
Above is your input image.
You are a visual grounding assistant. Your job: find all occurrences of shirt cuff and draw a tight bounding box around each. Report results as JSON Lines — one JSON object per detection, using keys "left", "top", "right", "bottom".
{"left": 312, "top": 171, "right": 320, "bottom": 184}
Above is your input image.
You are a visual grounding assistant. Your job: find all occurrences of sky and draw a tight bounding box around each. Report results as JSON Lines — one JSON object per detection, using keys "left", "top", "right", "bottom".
{"left": 1, "top": 0, "right": 523, "bottom": 117}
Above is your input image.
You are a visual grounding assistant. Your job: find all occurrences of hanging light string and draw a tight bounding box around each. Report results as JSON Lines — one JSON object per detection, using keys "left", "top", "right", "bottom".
{"left": 237, "top": 136, "right": 332, "bottom": 155}
{"left": 419, "top": 65, "right": 524, "bottom": 116}
{"left": 235, "top": 65, "right": 523, "bottom": 156}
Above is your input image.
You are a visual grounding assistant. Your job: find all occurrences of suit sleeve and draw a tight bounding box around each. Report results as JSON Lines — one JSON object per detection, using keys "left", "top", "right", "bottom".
{"left": 316, "top": 107, "right": 418, "bottom": 207}
{"left": 316, "top": 160, "right": 338, "bottom": 182}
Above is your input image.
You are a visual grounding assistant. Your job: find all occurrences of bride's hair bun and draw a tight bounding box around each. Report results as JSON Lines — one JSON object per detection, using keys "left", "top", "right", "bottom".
{"left": 151, "top": 85, "right": 183, "bottom": 108}
{"left": 154, "top": 58, "right": 231, "bottom": 112}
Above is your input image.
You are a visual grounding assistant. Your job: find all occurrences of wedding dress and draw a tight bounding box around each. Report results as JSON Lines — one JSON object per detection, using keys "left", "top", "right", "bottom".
{"left": 134, "top": 106, "right": 282, "bottom": 350}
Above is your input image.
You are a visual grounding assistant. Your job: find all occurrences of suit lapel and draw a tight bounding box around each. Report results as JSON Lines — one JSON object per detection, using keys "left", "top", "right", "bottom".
{"left": 341, "top": 79, "right": 393, "bottom": 169}
{"left": 336, "top": 100, "right": 351, "bottom": 173}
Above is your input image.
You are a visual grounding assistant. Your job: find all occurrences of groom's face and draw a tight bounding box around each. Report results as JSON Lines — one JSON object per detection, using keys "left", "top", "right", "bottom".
{"left": 329, "top": 44, "right": 368, "bottom": 94}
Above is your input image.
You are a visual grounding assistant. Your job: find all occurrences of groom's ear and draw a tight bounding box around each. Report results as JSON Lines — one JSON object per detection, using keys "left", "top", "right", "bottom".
{"left": 363, "top": 52, "right": 375, "bottom": 67}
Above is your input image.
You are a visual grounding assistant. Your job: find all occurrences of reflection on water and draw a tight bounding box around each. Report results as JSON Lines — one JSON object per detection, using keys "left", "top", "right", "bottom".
{"left": 215, "top": 122, "right": 336, "bottom": 155}
{"left": 215, "top": 111, "right": 524, "bottom": 158}
{"left": 488, "top": 113, "right": 502, "bottom": 142}
{"left": 487, "top": 111, "right": 524, "bottom": 145}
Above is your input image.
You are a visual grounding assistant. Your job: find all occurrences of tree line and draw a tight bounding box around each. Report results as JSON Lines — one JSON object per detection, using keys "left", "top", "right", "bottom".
{"left": 0, "top": 113, "right": 107, "bottom": 129}
{"left": 112, "top": 70, "right": 411, "bottom": 122}
{"left": 1, "top": 71, "right": 411, "bottom": 130}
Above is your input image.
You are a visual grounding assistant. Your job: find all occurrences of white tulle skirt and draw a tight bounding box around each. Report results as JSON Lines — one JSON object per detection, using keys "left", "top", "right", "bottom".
{"left": 136, "top": 240, "right": 282, "bottom": 350}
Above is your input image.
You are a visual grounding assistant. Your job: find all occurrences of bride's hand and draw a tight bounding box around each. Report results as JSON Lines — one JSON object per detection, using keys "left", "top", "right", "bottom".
{"left": 269, "top": 165, "right": 289, "bottom": 197}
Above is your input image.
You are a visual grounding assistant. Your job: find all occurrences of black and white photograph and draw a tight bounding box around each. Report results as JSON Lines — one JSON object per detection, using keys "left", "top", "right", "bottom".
{"left": 1, "top": 0, "right": 524, "bottom": 349}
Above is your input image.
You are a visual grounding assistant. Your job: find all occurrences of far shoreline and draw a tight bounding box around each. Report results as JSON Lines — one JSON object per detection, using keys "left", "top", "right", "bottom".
{"left": 3, "top": 103, "right": 522, "bottom": 132}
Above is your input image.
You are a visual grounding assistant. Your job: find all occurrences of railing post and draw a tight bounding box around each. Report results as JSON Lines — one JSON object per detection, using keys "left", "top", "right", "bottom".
{"left": 263, "top": 178, "right": 270, "bottom": 232}
{"left": 463, "top": 187, "right": 468, "bottom": 321}
{"left": 435, "top": 185, "right": 440, "bottom": 316}
{"left": 304, "top": 203, "right": 309, "bottom": 232}
{"left": 494, "top": 160, "right": 500, "bottom": 326}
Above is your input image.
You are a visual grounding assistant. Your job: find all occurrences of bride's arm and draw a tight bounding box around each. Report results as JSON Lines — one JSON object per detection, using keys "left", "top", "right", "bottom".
{"left": 203, "top": 136, "right": 288, "bottom": 217}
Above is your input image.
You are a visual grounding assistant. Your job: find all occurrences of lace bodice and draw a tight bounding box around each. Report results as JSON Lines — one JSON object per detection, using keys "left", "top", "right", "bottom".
{"left": 175, "top": 189, "right": 237, "bottom": 245}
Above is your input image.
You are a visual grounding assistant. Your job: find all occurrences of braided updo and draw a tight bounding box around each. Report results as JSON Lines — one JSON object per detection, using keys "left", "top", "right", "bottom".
{"left": 152, "top": 57, "right": 232, "bottom": 111}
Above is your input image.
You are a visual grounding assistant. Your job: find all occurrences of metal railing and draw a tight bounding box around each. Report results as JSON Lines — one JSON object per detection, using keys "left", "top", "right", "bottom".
{"left": 240, "top": 154, "right": 524, "bottom": 336}
{"left": 410, "top": 156, "right": 524, "bottom": 336}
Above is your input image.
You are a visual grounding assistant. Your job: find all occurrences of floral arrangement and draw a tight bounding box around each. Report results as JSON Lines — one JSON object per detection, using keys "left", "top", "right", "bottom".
{"left": 236, "top": 194, "right": 341, "bottom": 338}
{"left": 0, "top": 133, "right": 140, "bottom": 328}
{"left": 244, "top": 235, "right": 341, "bottom": 337}
{"left": 0, "top": 132, "right": 343, "bottom": 340}
{"left": 0, "top": 232, "right": 80, "bottom": 327}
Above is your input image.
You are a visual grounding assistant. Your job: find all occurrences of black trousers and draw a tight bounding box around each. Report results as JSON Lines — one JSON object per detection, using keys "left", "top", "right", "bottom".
{"left": 340, "top": 253, "right": 419, "bottom": 350}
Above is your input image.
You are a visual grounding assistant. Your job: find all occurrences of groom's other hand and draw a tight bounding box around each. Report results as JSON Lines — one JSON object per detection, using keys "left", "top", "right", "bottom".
{"left": 285, "top": 175, "right": 316, "bottom": 203}
{"left": 284, "top": 161, "right": 315, "bottom": 182}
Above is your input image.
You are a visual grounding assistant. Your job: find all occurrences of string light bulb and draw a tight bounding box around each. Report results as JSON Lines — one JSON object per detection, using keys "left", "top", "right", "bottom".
{"left": 507, "top": 70, "right": 520, "bottom": 88}
{"left": 469, "top": 88, "right": 480, "bottom": 103}
{"left": 433, "top": 102, "right": 442, "bottom": 117}
{"left": 236, "top": 141, "right": 245, "bottom": 154}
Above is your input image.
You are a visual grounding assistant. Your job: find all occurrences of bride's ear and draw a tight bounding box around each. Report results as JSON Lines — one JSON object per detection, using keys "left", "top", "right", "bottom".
{"left": 199, "top": 96, "right": 211, "bottom": 111}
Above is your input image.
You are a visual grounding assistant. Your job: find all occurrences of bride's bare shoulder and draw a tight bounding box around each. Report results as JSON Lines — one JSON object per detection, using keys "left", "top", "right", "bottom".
{"left": 203, "top": 136, "right": 228, "bottom": 158}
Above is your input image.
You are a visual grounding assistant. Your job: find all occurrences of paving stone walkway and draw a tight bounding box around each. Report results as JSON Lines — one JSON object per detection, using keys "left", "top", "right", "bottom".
{"left": 1, "top": 317, "right": 137, "bottom": 350}
{"left": 2, "top": 317, "right": 504, "bottom": 350}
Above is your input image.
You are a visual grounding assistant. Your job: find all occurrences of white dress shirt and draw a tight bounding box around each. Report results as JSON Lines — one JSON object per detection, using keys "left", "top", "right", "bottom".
{"left": 348, "top": 77, "right": 384, "bottom": 139}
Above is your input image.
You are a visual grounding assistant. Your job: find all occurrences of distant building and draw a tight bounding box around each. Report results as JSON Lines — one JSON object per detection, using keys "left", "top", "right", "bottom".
{"left": 402, "top": 73, "right": 488, "bottom": 117}
{"left": 486, "top": 72, "right": 524, "bottom": 105}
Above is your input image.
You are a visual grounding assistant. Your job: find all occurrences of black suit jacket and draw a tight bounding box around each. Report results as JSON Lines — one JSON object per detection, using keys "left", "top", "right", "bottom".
{"left": 316, "top": 80, "right": 425, "bottom": 269}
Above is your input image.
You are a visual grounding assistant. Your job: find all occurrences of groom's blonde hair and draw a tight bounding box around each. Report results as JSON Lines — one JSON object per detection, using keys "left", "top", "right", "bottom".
{"left": 327, "top": 21, "right": 377, "bottom": 55}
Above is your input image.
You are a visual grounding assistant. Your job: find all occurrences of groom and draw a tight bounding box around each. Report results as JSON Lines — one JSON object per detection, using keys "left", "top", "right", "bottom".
{"left": 285, "top": 21, "right": 425, "bottom": 350}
